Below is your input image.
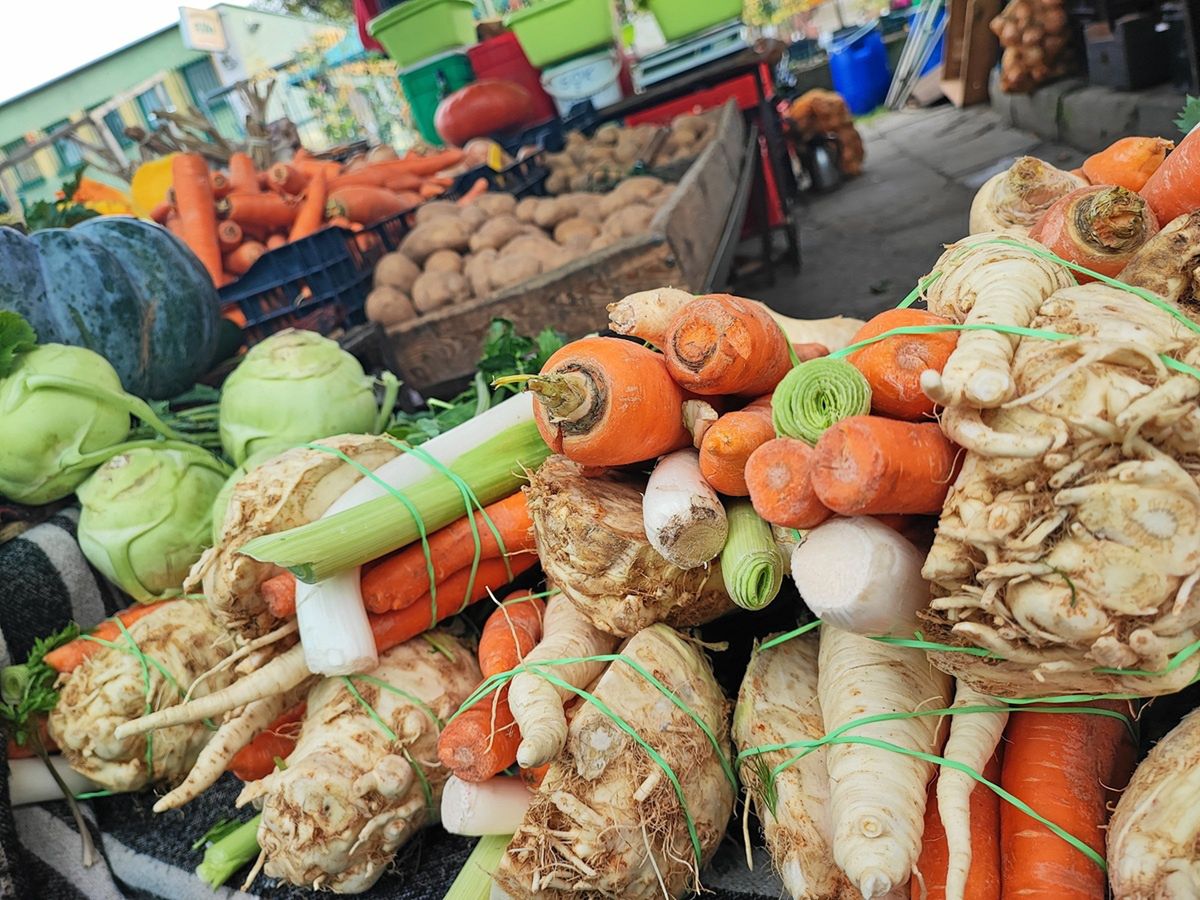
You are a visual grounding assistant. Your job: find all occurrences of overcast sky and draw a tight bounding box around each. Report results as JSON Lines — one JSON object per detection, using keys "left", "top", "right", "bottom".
{"left": 1, "top": 0, "right": 252, "bottom": 104}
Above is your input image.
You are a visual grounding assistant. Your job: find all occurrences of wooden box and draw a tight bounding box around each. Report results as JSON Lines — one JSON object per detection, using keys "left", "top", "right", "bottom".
{"left": 941, "top": 0, "right": 1003, "bottom": 107}
{"left": 381, "top": 101, "right": 748, "bottom": 395}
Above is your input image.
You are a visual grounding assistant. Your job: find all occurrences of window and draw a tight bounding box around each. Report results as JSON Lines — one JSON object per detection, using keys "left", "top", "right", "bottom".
{"left": 136, "top": 84, "right": 173, "bottom": 128}
{"left": 1, "top": 138, "right": 43, "bottom": 186}
{"left": 180, "top": 59, "right": 240, "bottom": 139}
{"left": 46, "top": 119, "right": 83, "bottom": 171}
{"left": 103, "top": 110, "right": 133, "bottom": 148}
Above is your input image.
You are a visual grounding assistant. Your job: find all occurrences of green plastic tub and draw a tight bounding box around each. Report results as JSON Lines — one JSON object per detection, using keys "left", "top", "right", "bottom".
{"left": 368, "top": 0, "right": 478, "bottom": 68}
{"left": 645, "top": 0, "right": 744, "bottom": 42}
{"left": 504, "top": 0, "right": 616, "bottom": 69}
{"left": 399, "top": 51, "right": 474, "bottom": 146}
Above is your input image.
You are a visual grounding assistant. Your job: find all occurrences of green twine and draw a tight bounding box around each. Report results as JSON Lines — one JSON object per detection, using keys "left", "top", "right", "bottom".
{"left": 772, "top": 357, "right": 872, "bottom": 444}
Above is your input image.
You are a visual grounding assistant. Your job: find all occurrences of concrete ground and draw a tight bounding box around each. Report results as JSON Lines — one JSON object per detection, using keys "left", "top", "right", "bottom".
{"left": 753, "top": 103, "right": 1086, "bottom": 321}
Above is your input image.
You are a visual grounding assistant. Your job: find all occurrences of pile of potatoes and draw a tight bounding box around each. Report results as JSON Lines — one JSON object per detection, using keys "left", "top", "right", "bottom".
{"left": 543, "top": 110, "right": 720, "bottom": 194}
{"left": 366, "top": 178, "right": 674, "bottom": 327}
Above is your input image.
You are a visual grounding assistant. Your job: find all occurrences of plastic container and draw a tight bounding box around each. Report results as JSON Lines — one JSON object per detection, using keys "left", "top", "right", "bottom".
{"left": 644, "top": 0, "right": 743, "bottom": 42}
{"left": 398, "top": 50, "right": 474, "bottom": 146}
{"left": 367, "top": 0, "right": 478, "bottom": 68}
{"left": 828, "top": 27, "right": 890, "bottom": 115}
{"left": 467, "top": 32, "right": 558, "bottom": 124}
{"left": 541, "top": 49, "right": 623, "bottom": 117}
{"left": 505, "top": 0, "right": 616, "bottom": 68}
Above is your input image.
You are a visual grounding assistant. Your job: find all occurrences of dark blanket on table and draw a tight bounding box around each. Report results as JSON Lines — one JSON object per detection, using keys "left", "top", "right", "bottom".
{"left": 0, "top": 511, "right": 786, "bottom": 900}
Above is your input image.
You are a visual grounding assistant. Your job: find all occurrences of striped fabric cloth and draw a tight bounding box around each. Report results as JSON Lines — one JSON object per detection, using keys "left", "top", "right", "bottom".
{"left": 1, "top": 511, "right": 783, "bottom": 900}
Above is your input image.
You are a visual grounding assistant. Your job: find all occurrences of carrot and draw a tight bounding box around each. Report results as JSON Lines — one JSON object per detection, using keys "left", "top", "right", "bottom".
{"left": 267, "top": 162, "right": 309, "bottom": 195}
{"left": 698, "top": 395, "right": 775, "bottom": 495}
{"left": 1070, "top": 167, "right": 1089, "bottom": 182}
{"left": 261, "top": 573, "right": 297, "bottom": 618}
{"left": 164, "top": 209, "right": 183, "bottom": 237}
{"left": 227, "top": 702, "right": 306, "bottom": 781}
{"left": 218, "top": 192, "right": 299, "bottom": 230}
{"left": 382, "top": 173, "right": 424, "bottom": 193}
{"left": 326, "top": 185, "right": 408, "bottom": 223}
{"left": 437, "top": 685, "right": 523, "bottom": 782}
{"left": 328, "top": 168, "right": 392, "bottom": 190}
{"left": 1142, "top": 126, "right": 1200, "bottom": 225}
{"left": 811, "top": 416, "right": 959, "bottom": 516}
{"left": 367, "top": 150, "right": 465, "bottom": 178}
{"left": 1082, "top": 136, "right": 1172, "bottom": 192}
{"left": 520, "top": 763, "right": 549, "bottom": 790}
{"left": 393, "top": 190, "right": 423, "bottom": 211}
{"left": 171, "top": 153, "right": 224, "bottom": 284}
{"left": 664, "top": 293, "right": 793, "bottom": 396}
{"left": 224, "top": 241, "right": 266, "bottom": 276}
{"left": 355, "top": 231, "right": 380, "bottom": 254}
{"left": 1000, "top": 702, "right": 1136, "bottom": 900}
{"left": 217, "top": 219, "right": 243, "bottom": 253}
{"left": 1030, "top": 185, "right": 1159, "bottom": 282}
{"left": 149, "top": 200, "right": 173, "bottom": 224}
{"left": 289, "top": 169, "right": 328, "bottom": 241}
{"left": 846, "top": 309, "right": 959, "bottom": 420}
{"left": 478, "top": 591, "right": 546, "bottom": 678}
{"left": 366, "top": 554, "right": 539, "bottom": 652}
{"left": 228, "top": 152, "right": 261, "bottom": 194}
{"left": 793, "top": 341, "right": 829, "bottom": 361}
{"left": 44, "top": 601, "right": 172, "bottom": 673}
{"left": 210, "top": 170, "right": 233, "bottom": 199}
{"left": 6, "top": 716, "right": 56, "bottom": 759}
{"left": 266, "top": 233, "right": 286, "bottom": 250}
{"left": 745, "top": 437, "right": 832, "bottom": 529}
{"left": 326, "top": 215, "right": 352, "bottom": 229}
{"left": 361, "top": 493, "right": 535, "bottom": 614}
{"left": 419, "top": 181, "right": 445, "bottom": 199}
{"left": 292, "top": 157, "right": 342, "bottom": 179}
{"left": 913, "top": 752, "right": 1002, "bottom": 900}
{"left": 457, "top": 178, "right": 490, "bottom": 206}
{"left": 521, "top": 336, "right": 693, "bottom": 467}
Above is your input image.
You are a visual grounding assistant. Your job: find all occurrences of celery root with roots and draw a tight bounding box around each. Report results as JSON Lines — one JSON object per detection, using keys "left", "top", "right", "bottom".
{"left": 237, "top": 631, "right": 481, "bottom": 893}
{"left": 968, "top": 156, "right": 1086, "bottom": 235}
{"left": 494, "top": 624, "right": 735, "bottom": 899}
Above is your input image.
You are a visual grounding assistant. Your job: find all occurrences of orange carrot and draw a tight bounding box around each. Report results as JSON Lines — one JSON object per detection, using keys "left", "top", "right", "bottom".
{"left": 437, "top": 685, "right": 523, "bottom": 782}
{"left": 218, "top": 192, "right": 299, "bottom": 230}
{"left": 266, "top": 233, "right": 286, "bottom": 250}
{"left": 1030, "top": 185, "right": 1159, "bottom": 281}
{"left": 846, "top": 309, "right": 958, "bottom": 420}
{"left": 478, "top": 592, "right": 545, "bottom": 678}
{"left": 149, "top": 200, "right": 174, "bottom": 224}
{"left": 745, "top": 437, "right": 832, "bottom": 529}
{"left": 292, "top": 157, "right": 342, "bottom": 179}
{"left": 419, "top": 181, "right": 445, "bottom": 199}
{"left": 365, "top": 150, "right": 465, "bottom": 178}
{"left": 699, "top": 395, "right": 775, "bottom": 495}
{"left": 664, "top": 294, "right": 793, "bottom": 396}
{"left": 267, "top": 162, "right": 309, "bottom": 195}
{"left": 217, "top": 219, "right": 243, "bottom": 253}
{"left": 228, "top": 152, "right": 260, "bottom": 194}
{"left": 210, "top": 170, "right": 233, "bottom": 199}
{"left": 326, "top": 185, "right": 408, "bottom": 224}
{"left": 1070, "top": 167, "right": 1089, "bottom": 183}
{"left": 261, "top": 573, "right": 296, "bottom": 618}
{"left": 1000, "top": 702, "right": 1136, "bottom": 900}
{"left": 171, "top": 153, "right": 224, "bottom": 284}
{"left": 457, "top": 178, "right": 490, "bottom": 206}
{"left": 224, "top": 241, "right": 266, "bottom": 276}
{"left": 527, "top": 336, "right": 693, "bottom": 466}
{"left": 327, "top": 215, "right": 353, "bottom": 229}
{"left": 1082, "top": 136, "right": 1172, "bottom": 192}
{"left": 289, "top": 169, "right": 328, "bottom": 241}
{"left": 361, "top": 493, "right": 535, "bottom": 614}
{"left": 164, "top": 209, "right": 183, "bottom": 237}
{"left": 44, "top": 602, "right": 172, "bottom": 673}
{"left": 811, "top": 416, "right": 959, "bottom": 516}
{"left": 382, "top": 173, "right": 424, "bottom": 193}
{"left": 227, "top": 702, "right": 306, "bottom": 781}
{"left": 520, "top": 763, "right": 549, "bottom": 789}
{"left": 355, "top": 231, "right": 380, "bottom": 254}
{"left": 792, "top": 341, "right": 829, "bottom": 361}
{"left": 393, "top": 190, "right": 423, "bottom": 211}
{"left": 1142, "top": 127, "right": 1200, "bottom": 225}
{"left": 6, "top": 716, "right": 56, "bottom": 759}
{"left": 366, "top": 554, "right": 538, "bottom": 652}
{"left": 914, "top": 753, "right": 1002, "bottom": 900}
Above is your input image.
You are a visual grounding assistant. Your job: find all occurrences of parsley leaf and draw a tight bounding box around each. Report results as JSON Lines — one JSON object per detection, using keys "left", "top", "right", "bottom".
{"left": 1176, "top": 95, "right": 1200, "bottom": 135}
{"left": 0, "top": 622, "right": 79, "bottom": 746}
{"left": 0, "top": 311, "right": 37, "bottom": 379}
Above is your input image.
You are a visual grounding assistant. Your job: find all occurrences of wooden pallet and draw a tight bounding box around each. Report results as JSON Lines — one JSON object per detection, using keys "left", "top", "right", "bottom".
{"left": 941, "top": 0, "right": 1003, "bottom": 107}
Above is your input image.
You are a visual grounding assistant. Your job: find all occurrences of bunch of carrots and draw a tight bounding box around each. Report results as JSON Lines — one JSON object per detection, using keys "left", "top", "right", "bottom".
{"left": 154, "top": 146, "right": 467, "bottom": 290}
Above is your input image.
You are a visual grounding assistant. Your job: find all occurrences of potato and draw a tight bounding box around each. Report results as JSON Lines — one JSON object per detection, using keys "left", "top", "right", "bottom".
{"left": 534, "top": 198, "right": 581, "bottom": 230}
{"left": 590, "top": 233, "right": 618, "bottom": 252}
{"left": 373, "top": 251, "right": 420, "bottom": 294}
{"left": 469, "top": 215, "right": 525, "bottom": 253}
{"left": 490, "top": 254, "right": 543, "bottom": 290}
{"left": 414, "top": 200, "right": 461, "bottom": 225}
{"left": 602, "top": 203, "right": 655, "bottom": 239}
{"left": 425, "top": 249, "right": 463, "bottom": 274}
{"left": 365, "top": 286, "right": 416, "bottom": 326}
{"left": 458, "top": 204, "right": 487, "bottom": 232}
{"left": 503, "top": 234, "right": 560, "bottom": 257}
{"left": 514, "top": 197, "right": 541, "bottom": 223}
{"left": 559, "top": 193, "right": 603, "bottom": 222}
{"left": 411, "top": 271, "right": 470, "bottom": 313}
{"left": 545, "top": 170, "right": 572, "bottom": 194}
{"left": 399, "top": 217, "right": 471, "bottom": 263}
{"left": 473, "top": 192, "right": 518, "bottom": 217}
{"left": 598, "top": 177, "right": 665, "bottom": 218}
{"left": 463, "top": 248, "right": 497, "bottom": 298}
{"left": 554, "top": 216, "right": 599, "bottom": 246}
{"left": 593, "top": 123, "right": 620, "bottom": 146}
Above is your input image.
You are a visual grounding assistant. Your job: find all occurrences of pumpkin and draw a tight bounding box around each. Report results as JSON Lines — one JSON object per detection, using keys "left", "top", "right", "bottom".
{"left": 0, "top": 216, "right": 220, "bottom": 399}
{"left": 435, "top": 80, "right": 536, "bottom": 147}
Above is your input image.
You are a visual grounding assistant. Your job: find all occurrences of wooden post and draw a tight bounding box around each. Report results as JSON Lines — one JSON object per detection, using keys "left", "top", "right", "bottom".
{"left": 940, "top": 0, "right": 1002, "bottom": 106}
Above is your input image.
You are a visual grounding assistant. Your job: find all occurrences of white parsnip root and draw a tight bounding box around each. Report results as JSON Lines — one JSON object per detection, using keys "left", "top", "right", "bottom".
{"left": 607, "top": 287, "right": 694, "bottom": 346}
{"left": 643, "top": 449, "right": 728, "bottom": 569}
{"left": 818, "top": 625, "right": 952, "bottom": 899}
{"left": 509, "top": 594, "right": 617, "bottom": 768}
{"left": 766, "top": 309, "right": 866, "bottom": 352}
{"left": 967, "top": 156, "right": 1086, "bottom": 236}
{"left": 733, "top": 633, "right": 856, "bottom": 900}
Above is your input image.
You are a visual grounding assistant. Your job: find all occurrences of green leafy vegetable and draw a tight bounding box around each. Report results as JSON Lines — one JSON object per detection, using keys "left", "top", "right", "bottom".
{"left": 0, "top": 311, "right": 37, "bottom": 378}
{"left": 1177, "top": 95, "right": 1200, "bottom": 135}
{"left": 20, "top": 167, "right": 101, "bottom": 233}
{"left": 0, "top": 622, "right": 78, "bottom": 746}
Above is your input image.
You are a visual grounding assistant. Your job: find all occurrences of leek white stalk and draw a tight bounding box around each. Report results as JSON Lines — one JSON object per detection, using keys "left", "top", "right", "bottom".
{"left": 8, "top": 756, "right": 101, "bottom": 806}
{"left": 791, "top": 517, "right": 928, "bottom": 637}
{"left": 441, "top": 775, "right": 532, "bottom": 836}
{"left": 293, "top": 393, "right": 537, "bottom": 675}
{"left": 642, "top": 449, "right": 728, "bottom": 569}
{"left": 721, "top": 499, "right": 784, "bottom": 610}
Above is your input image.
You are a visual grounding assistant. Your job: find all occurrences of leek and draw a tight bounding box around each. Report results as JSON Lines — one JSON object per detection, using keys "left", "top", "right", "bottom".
{"left": 195, "top": 813, "right": 261, "bottom": 888}
{"left": 242, "top": 420, "right": 550, "bottom": 583}
{"left": 443, "top": 834, "right": 511, "bottom": 900}
{"left": 772, "top": 357, "right": 872, "bottom": 444}
{"left": 721, "top": 499, "right": 784, "bottom": 610}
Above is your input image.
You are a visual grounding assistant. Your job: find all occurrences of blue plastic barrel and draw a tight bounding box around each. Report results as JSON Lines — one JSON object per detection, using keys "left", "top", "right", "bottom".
{"left": 829, "top": 27, "right": 891, "bottom": 115}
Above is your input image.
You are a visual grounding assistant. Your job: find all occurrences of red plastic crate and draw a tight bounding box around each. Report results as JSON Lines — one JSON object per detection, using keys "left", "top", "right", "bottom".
{"left": 467, "top": 33, "right": 558, "bottom": 125}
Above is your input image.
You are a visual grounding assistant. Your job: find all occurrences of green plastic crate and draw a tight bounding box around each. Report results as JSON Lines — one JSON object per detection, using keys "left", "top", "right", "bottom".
{"left": 399, "top": 51, "right": 474, "bottom": 146}
{"left": 504, "top": 0, "right": 616, "bottom": 69}
{"left": 368, "top": 0, "right": 478, "bottom": 69}
{"left": 645, "top": 0, "right": 743, "bottom": 42}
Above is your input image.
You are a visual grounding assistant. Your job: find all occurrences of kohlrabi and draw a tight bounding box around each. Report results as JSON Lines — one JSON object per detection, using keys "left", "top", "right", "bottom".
{"left": 77, "top": 446, "right": 230, "bottom": 601}
{"left": 218, "top": 330, "right": 391, "bottom": 466}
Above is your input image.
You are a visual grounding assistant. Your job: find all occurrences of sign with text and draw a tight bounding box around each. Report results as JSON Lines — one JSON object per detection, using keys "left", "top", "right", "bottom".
{"left": 179, "top": 7, "right": 228, "bottom": 53}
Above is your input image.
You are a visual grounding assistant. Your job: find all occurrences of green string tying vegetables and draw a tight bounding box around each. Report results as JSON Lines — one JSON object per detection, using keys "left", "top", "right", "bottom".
{"left": 771, "top": 357, "right": 872, "bottom": 444}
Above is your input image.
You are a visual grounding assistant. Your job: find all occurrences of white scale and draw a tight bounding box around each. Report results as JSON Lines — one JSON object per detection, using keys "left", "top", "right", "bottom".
{"left": 631, "top": 21, "right": 749, "bottom": 92}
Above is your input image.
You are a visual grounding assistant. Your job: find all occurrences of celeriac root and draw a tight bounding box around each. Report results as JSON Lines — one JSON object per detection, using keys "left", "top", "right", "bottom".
{"left": 968, "top": 156, "right": 1086, "bottom": 236}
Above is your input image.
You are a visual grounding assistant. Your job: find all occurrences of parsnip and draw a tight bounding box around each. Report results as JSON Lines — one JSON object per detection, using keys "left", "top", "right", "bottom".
{"left": 766, "top": 309, "right": 866, "bottom": 352}
{"left": 733, "top": 633, "right": 856, "bottom": 900}
{"left": 968, "top": 156, "right": 1086, "bottom": 236}
{"left": 509, "top": 594, "right": 617, "bottom": 768}
{"left": 818, "top": 625, "right": 952, "bottom": 899}
{"left": 643, "top": 449, "right": 728, "bottom": 569}
{"left": 606, "top": 287, "right": 694, "bottom": 346}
